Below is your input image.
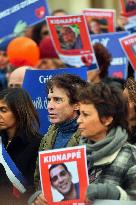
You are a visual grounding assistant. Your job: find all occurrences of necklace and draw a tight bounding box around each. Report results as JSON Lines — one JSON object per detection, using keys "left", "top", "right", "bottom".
{"left": 6, "top": 140, "right": 12, "bottom": 148}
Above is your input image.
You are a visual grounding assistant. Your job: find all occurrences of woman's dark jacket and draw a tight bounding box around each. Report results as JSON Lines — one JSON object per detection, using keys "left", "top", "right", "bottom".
{"left": 0, "top": 131, "right": 41, "bottom": 205}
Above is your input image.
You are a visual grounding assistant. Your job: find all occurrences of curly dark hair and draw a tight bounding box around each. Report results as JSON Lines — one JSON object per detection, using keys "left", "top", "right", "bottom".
{"left": 46, "top": 73, "right": 88, "bottom": 105}
{"left": 93, "top": 43, "right": 112, "bottom": 79}
{"left": 77, "top": 82, "right": 128, "bottom": 130}
{"left": 125, "top": 77, "right": 136, "bottom": 105}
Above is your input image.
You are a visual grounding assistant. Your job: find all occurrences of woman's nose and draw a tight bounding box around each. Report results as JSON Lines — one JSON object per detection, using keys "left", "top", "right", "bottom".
{"left": 77, "top": 115, "right": 82, "bottom": 124}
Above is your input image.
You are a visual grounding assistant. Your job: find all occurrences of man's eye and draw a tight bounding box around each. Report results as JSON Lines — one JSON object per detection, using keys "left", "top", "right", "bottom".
{"left": 51, "top": 176, "right": 58, "bottom": 183}
{"left": 60, "top": 170, "right": 67, "bottom": 176}
{"left": 55, "top": 97, "right": 63, "bottom": 103}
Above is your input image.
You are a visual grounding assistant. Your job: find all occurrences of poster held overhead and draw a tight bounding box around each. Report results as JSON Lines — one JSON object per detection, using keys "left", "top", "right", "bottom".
{"left": 119, "top": 33, "right": 136, "bottom": 71}
{"left": 120, "top": 0, "right": 136, "bottom": 17}
{"left": 0, "top": 0, "right": 49, "bottom": 38}
{"left": 82, "top": 9, "right": 116, "bottom": 34}
{"left": 91, "top": 31, "right": 129, "bottom": 79}
{"left": 120, "top": 0, "right": 136, "bottom": 33}
{"left": 46, "top": 15, "right": 98, "bottom": 70}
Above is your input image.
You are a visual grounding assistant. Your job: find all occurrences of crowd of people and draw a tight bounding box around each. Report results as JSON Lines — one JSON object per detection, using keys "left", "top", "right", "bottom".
{"left": 0, "top": 3, "right": 136, "bottom": 205}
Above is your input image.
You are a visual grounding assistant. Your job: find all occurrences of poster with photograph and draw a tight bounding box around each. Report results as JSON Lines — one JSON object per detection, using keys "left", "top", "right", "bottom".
{"left": 46, "top": 15, "right": 98, "bottom": 69}
{"left": 120, "top": 0, "right": 136, "bottom": 33}
{"left": 119, "top": 33, "right": 136, "bottom": 71}
{"left": 91, "top": 31, "right": 129, "bottom": 79}
{"left": 82, "top": 9, "right": 116, "bottom": 34}
{"left": 39, "top": 145, "right": 89, "bottom": 205}
{"left": 124, "top": 15, "right": 136, "bottom": 33}
{"left": 120, "top": 0, "right": 136, "bottom": 17}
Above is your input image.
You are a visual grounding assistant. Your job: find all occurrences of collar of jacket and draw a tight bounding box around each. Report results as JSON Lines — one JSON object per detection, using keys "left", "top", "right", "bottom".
{"left": 94, "top": 148, "right": 121, "bottom": 166}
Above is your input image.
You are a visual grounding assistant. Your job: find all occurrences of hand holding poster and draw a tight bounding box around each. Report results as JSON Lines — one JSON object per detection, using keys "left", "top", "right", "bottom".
{"left": 119, "top": 33, "right": 136, "bottom": 71}
{"left": 46, "top": 15, "right": 98, "bottom": 69}
{"left": 39, "top": 145, "right": 89, "bottom": 205}
{"left": 82, "top": 9, "right": 116, "bottom": 34}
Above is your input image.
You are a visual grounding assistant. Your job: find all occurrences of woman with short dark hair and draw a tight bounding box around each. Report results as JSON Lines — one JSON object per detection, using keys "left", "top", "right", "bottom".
{"left": 77, "top": 82, "right": 136, "bottom": 201}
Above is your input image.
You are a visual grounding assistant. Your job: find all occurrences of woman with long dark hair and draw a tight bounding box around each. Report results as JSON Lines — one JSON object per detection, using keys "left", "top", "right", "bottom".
{"left": 0, "top": 88, "right": 41, "bottom": 205}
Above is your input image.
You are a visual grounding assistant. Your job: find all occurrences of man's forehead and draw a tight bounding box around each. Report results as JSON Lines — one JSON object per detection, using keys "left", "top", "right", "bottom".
{"left": 48, "top": 86, "right": 67, "bottom": 95}
{"left": 61, "top": 27, "right": 74, "bottom": 33}
{"left": 50, "top": 165, "right": 65, "bottom": 176}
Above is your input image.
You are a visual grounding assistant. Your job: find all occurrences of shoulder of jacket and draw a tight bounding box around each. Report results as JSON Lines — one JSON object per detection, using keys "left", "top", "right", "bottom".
{"left": 118, "top": 143, "right": 136, "bottom": 161}
{"left": 46, "top": 124, "right": 57, "bottom": 133}
{"left": 121, "top": 143, "right": 136, "bottom": 151}
{"left": 38, "top": 125, "right": 57, "bottom": 150}
{"left": 42, "top": 124, "right": 57, "bottom": 138}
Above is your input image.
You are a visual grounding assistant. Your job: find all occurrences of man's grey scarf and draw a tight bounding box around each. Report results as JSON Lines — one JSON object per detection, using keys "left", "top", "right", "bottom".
{"left": 79, "top": 126, "right": 128, "bottom": 166}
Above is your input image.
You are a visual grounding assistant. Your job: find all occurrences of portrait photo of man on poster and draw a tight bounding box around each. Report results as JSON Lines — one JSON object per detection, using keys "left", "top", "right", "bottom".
{"left": 49, "top": 162, "right": 80, "bottom": 202}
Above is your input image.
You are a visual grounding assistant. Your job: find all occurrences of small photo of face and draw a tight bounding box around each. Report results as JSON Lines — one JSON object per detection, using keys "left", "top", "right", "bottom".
{"left": 56, "top": 25, "right": 83, "bottom": 50}
{"left": 50, "top": 164, "right": 72, "bottom": 195}
{"left": 125, "top": 0, "right": 136, "bottom": 12}
{"left": 49, "top": 162, "right": 79, "bottom": 202}
{"left": 88, "top": 18, "right": 108, "bottom": 34}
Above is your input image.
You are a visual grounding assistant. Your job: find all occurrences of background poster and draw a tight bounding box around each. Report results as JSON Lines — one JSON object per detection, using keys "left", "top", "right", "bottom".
{"left": 46, "top": 15, "right": 98, "bottom": 69}
{"left": 119, "top": 33, "right": 136, "bottom": 71}
{"left": 120, "top": 0, "right": 136, "bottom": 33}
{"left": 120, "top": 0, "right": 136, "bottom": 17}
{"left": 39, "top": 145, "right": 89, "bottom": 204}
{"left": 22, "top": 67, "right": 87, "bottom": 134}
{"left": 91, "top": 31, "right": 129, "bottom": 79}
{"left": 124, "top": 15, "right": 136, "bottom": 33}
{"left": 0, "top": 0, "right": 49, "bottom": 38}
{"left": 82, "top": 9, "right": 115, "bottom": 34}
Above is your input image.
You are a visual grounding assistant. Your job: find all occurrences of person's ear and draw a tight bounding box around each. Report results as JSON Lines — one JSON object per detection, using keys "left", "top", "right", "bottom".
{"left": 102, "top": 116, "right": 113, "bottom": 127}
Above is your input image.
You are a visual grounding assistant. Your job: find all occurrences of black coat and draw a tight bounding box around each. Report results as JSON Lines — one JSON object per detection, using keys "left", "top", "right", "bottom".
{"left": 0, "top": 131, "right": 41, "bottom": 205}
